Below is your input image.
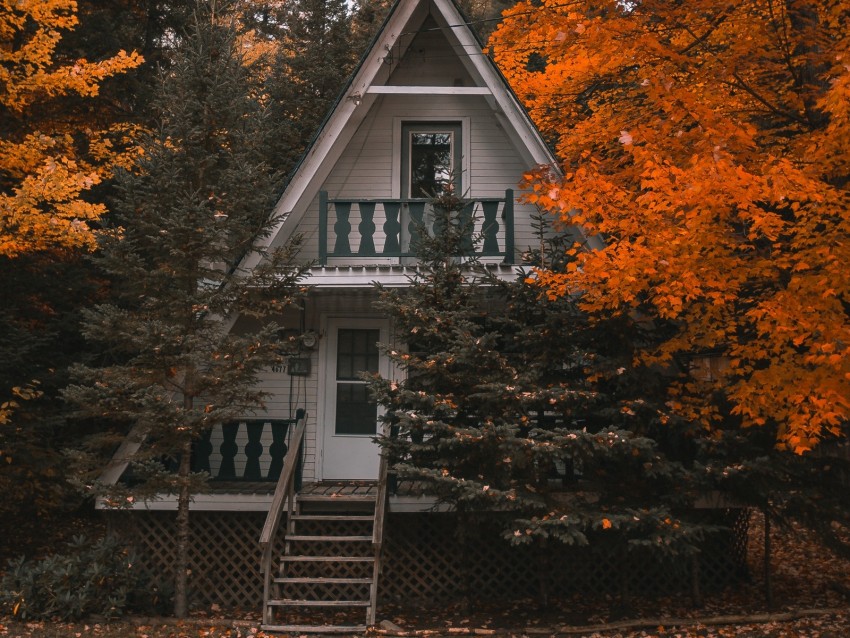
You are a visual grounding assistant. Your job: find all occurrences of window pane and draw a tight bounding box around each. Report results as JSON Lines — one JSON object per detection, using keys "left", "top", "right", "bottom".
{"left": 335, "top": 383, "right": 378, "bottom": 435}
{"left": 410, "top": 132, "right": 453, "bottom": 197}
{"left": 337, "top": 329, "right": 379, "bottom": 380}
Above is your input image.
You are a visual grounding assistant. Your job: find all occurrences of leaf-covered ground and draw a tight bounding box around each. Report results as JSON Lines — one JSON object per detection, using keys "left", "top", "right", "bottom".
{"left": 0, "top": 615, "right": 848, "bottom": 638}
{"left": 2, "top": 512, "right": 849, "bottom": 637}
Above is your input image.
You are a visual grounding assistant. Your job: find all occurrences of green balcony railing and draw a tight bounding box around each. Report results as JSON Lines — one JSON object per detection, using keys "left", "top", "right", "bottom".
{"left": 318, "top": 189, "right": 515, "bottom": 265}
{"left": 190, "top": 413, "right": 303, "bottom": 483}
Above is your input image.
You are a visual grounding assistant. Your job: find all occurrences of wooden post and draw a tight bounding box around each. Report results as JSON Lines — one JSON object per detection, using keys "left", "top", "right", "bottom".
{"left": 502, "top": 189, "right": 514, "bottom": 264}
{"left": 459, "top": 201, "right": 474, "bottom": 254}
{"left": 481, "top": 200, "right": 501, "bottom": 255}
{"left": 382, "top": 202, "right": 402, "bottom": 256}
{"left": 408, "top": 201, "right": 426, "bottom": 253}
{"left": 319, "top": 191, "right": 328, "bottom": 265}
{"left": 357, "top": 202, "right": 377, "bottom": 256}
{"left": 333, "top": 201, "right": 353, "bottom": 256}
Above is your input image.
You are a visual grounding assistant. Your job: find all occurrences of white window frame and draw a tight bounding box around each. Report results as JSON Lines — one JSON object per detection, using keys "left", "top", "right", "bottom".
{"left": 392, "top": 116, "right": 470, "bottom": 199}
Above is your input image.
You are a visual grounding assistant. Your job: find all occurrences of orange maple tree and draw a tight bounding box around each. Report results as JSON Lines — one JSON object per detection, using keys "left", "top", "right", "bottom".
{"left": 0, "top": 0, "right": 142, "bottom": 258}
{"left": 489, "top": 0, "right": 850, "bottom": 452}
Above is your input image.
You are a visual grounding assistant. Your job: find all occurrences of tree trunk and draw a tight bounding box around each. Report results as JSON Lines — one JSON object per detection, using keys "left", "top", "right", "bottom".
{"left": 618, "top": 544, "right": 631, "bottom": 614}
{"left": 174, "top": 436, "right": 193, "bottom": 618}
{"left": 537, "top": 537, "right": 549, "bottom": 609}
{"left": 457, "top": 508, "right": 473, "bottom": 614}
{"left": 763, "top": 508, "right": 773, "bottom": 608}
{"left": 785, "top": 0, "right": 829, "bottom": 129}
{"left": 691, "top": 552, "right": 703, "bottom": 608}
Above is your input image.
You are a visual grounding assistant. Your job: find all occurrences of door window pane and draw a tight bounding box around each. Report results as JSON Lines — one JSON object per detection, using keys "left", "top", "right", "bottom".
{"left": 335, "top": 383, "right": 378, "bottom": 435}
{"left": 336, "top": 329, "right": 379, "bottom": 379}
{"left": 335, "top": 328, "right": 380, "bottom": 435}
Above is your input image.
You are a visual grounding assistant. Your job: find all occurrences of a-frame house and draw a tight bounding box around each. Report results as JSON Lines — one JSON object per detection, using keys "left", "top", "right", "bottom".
{"left": 243, "top": 0, "right": 558, "bottom": 482}
{"left": 98, "top": 0, "right": 600, "bottom": 631}
{"left": 245, "top": 0, "right": 564, "bottom": 628}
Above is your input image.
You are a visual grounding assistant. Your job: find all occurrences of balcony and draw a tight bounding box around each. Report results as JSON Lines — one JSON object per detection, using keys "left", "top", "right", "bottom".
{"left": 318, "top": 189, "right": 515, "bottom": 265}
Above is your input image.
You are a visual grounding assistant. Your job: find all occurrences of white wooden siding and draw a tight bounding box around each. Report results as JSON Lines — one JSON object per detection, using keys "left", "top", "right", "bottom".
{"left": 296, "top": 94, "right": 540, "bottom": 263}
{"left": 385, "top": 16, "right": 474, "bottom": 88}
{"left": 242, "top": 293, "right": 380, "bottom": 486}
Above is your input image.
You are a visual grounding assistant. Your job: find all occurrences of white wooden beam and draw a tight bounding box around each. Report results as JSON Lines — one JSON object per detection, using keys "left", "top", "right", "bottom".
{"left": 365, "top": 86, "right": 490, "bottom": 95}
{"left": 97, "top": 424, "right": 146, "bottom": 485}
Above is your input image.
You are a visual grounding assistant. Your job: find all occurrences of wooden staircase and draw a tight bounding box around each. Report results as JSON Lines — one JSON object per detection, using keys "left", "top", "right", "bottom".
{"left": 263, "top": 484, "right": 382, "bottom": 633}
{"left": 258, "top": 411, "right": 390, "bottom": 634}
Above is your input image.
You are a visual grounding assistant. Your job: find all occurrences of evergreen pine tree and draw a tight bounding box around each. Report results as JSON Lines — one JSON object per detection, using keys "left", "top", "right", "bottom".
{"left": 349, "top": 0, "right": 394, "bottom": 54}
{"left": 370, "top": 195, "right": 714, "bottom": 599}
{"left": 0, "top": 252, "right": 102, "bottom": 556}
{"left": 265, "top": 0, "right": 356, "bottom": 179}
{"left": 64, "top": 1, "right": 309, "bottom": 617}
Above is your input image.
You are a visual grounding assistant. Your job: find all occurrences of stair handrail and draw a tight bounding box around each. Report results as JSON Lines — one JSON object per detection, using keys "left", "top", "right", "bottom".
{"left": 368, "top": 421, "right": 392, "bottom": 626}
{"left": 373, "top": 422, "right": 390, "bottom": 547}
{"left": 259, "top": 409, "right": 306, "bottom": 582}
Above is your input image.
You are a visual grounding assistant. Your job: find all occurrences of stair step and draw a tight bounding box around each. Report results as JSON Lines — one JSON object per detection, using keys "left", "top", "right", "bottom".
{"left": 261, "top": 624, "right": 367, "bottom": 634}
{"left": 283, "top": 555, "right": 374, "bottom": 562}
{"left": 267, "top": 599, "right": 371, "bottom": 607}
{"left": 286, "top": 535, "right": 373, "bottom": 542}
{"left": 274, "top": 576, "right": 373, "bottom": 584}
{"left": 291, "top": 514, "right": 374, "bottom": 521}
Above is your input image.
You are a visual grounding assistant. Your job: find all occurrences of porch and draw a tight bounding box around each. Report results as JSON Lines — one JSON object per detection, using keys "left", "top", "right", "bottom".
{"left": 107, "top": 416, "right": 749, "bottom": 629}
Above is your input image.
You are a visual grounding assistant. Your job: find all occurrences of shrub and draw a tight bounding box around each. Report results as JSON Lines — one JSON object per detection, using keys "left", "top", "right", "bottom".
{"left": 0, "top": 534, "right": 150, "bottom": 620}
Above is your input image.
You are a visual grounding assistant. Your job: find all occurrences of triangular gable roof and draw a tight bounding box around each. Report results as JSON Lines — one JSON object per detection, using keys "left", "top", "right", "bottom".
{"left": 242, "top": 0, "right": 559, "bottom": 270}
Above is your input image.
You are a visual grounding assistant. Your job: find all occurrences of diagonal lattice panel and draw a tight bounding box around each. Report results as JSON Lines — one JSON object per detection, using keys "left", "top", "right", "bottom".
{"left": 108, "top": 508, "right": 749, "bottom": 610}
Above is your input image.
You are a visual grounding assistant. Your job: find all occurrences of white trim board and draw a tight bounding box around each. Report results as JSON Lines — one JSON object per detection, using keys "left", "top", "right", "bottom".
{"left": 97, "top": 493, "right": 442, "bottom": 512}
{"left": 367, "top": 86, "right": 490, "bottom": 95}
{"left": 391, "top": 116, "right": 471, "bottom": 198}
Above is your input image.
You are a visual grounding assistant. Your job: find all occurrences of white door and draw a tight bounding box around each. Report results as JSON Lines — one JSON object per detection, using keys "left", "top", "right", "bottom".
{"left": 320, "top": 317, "right": 389, "bottom": 480}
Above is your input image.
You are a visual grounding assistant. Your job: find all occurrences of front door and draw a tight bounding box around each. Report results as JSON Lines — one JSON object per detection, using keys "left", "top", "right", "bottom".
{"left": 321, "top": 317, "right": 389, "bottom": 480}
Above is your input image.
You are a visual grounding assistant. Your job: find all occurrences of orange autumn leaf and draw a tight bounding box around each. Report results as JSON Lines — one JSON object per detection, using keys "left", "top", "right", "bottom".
{"left": 0, "top": 0, "right": 143, "bottom": 258}
{"left": 489, "top": 0, "right": 850, "bottom": 451}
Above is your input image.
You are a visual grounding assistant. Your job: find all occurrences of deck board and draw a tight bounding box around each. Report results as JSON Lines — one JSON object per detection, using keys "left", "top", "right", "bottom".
{"left": 300, "top": 481, "right": 379, "bottom": 498}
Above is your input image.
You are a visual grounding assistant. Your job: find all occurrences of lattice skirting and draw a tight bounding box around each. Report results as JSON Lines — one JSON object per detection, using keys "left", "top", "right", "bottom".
{"left": 107, "top": 509, "right": 748, "bottom": 610}
{"left": 106, "top": 510, "right": 283, "bottom": 609}
{"left": 381, "top": 509, "right": 749, "bottom": 604}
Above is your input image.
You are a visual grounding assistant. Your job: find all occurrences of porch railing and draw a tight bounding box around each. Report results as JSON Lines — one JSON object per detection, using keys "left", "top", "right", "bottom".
{"left": 318, "top": 189, "right": 514, "bottom": 265}
{"left": 190, "top": 417, "right": 300, "bottom": 482}
{"left": 259, "top": 409, "right": 307, "bottom": 625}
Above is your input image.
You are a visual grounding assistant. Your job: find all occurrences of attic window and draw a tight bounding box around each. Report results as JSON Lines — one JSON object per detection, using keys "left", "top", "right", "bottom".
{"left": 411, "top": 133, "right": 452, "bottom": 195}
{"left": 402, "top": 122, "right": 462, "bottom": 197}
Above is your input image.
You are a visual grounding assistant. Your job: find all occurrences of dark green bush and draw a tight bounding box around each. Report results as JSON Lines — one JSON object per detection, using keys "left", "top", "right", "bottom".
{"left": 0, "top": 534, "right": 150, "bottom": 620}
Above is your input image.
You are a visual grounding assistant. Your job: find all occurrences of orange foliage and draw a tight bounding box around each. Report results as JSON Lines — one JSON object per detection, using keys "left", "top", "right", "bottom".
{"left": 490, "top": 0, "right": 850, "bottom": 451}
{"left": 0, "top": 0, "right": 142, "bottom": 258}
